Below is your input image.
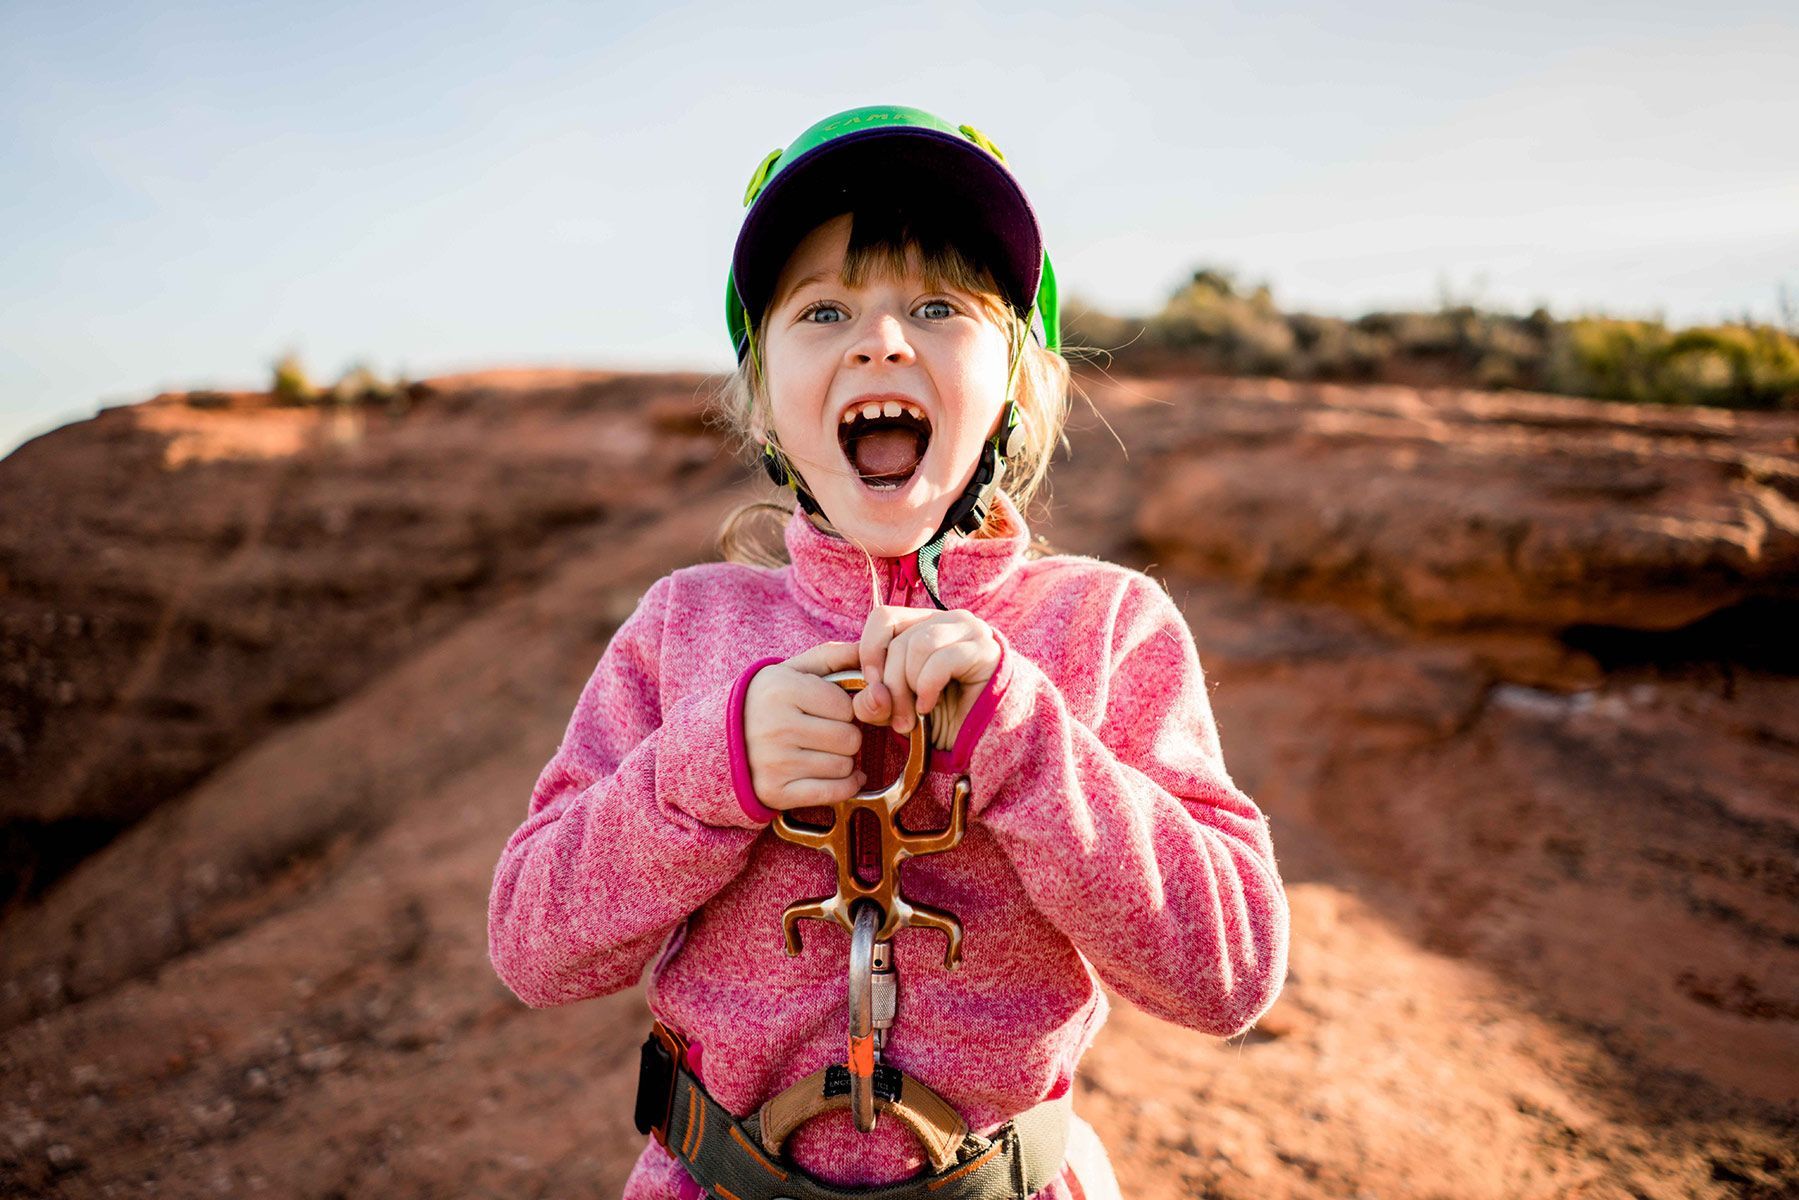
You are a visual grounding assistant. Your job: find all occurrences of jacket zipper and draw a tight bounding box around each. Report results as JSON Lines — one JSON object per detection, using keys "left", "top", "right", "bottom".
{"left": 885, "top": 553, "right": 920, "bottom": 608}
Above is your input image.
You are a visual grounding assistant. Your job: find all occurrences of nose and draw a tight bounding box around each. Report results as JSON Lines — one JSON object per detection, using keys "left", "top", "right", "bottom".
{"left": 848, "top": 311, "right": 915, "bottom": 366}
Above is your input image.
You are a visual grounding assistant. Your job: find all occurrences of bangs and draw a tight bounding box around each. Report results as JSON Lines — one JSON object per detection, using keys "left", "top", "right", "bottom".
{"left": 837, "top": 207, "right": 1010, "bottom": 321}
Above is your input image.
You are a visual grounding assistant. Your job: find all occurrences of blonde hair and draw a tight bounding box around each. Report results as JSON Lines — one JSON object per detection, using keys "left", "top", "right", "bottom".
{"left": 711, "top": 213, "right": 1071, "bottom": 567}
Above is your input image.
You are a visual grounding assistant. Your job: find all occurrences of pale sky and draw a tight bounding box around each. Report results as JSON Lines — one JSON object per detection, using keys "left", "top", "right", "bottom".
{"left": 4, "top": 0, "right": 1795, "bottom": 455}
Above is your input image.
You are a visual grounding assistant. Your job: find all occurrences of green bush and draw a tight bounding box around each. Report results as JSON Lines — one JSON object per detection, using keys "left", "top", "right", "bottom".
{"left": 1075, "top": 265, "right": 1799, "bottom": 411}
{"left": 1545, "top": 319, "right": 1799, "bottom": 409}
{"left": 1290, "top": 315, "right": 1386, "bottom": 380}
{"left": 271, "top": 353, "right": 317, "bottom": 405}
{"left": 330, "top": 363, "right": 395, "bottom": 405}
{"left": 1664, "top": 324, "right": 1799, "bottom": 409}
{"left": 1147, "top": 269, "right": 1296, "bottom": 374}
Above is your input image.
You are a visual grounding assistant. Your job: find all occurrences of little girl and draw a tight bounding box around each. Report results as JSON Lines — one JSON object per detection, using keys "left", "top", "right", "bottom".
{"left": 489, "top": 106, "right": 1289, "bottom": 1200}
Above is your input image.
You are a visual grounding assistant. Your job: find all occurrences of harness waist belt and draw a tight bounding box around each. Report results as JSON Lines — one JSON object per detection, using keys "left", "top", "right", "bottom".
{"left": 635, "top": 1026, "right": 1071, "bottom": 1200}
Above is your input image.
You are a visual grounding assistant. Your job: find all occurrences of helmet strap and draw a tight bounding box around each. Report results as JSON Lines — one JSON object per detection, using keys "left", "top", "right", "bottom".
{"left": 751, "top": 309, "right": 831, "bottom": 519}
{"left": 915, "top": 325, "right": 1029, "bottom": 608}
{"left": 743, "top": 303, "right": 766, "bottom": 392}
{"left": 761, "top": 437, "right": 826, "bottom": 520}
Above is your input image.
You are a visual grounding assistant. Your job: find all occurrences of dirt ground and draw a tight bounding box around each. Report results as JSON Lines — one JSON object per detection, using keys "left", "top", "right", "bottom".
{"left": 2, "top": 369, "right": 1794, "bottom": 1198}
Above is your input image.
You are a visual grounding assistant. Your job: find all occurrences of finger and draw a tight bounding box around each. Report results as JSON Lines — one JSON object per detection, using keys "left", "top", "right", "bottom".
{"left": 788, "top": 712, "right": 862, "bottom": 757}
{"left": 857, "top": 607, "right": 905, "bottom": 723}
{"left": 773, "top": 773, "right": 868, "bottom": 811}
{"left": 791, "top": 675, "right": 856, "bottom": 722}
{"left": 901, "top": 621, "right": 970, "bottom": 711}
{"left": 913, "top": 641, "right": 988, "bottom": 715}
{"left": 858, "top": 606, "right": 936, "bottom": 722}
{"left": 777, "top": 749, "right": 860, "bottom": 780}
{"left": 851, "top": 685, "right": 886, "bottom": 726}
{"left": 883, "top": 627, "right": 918, "bottom": 734}
{"left": 783, "top": 640, "right": 862, "bottom": 678}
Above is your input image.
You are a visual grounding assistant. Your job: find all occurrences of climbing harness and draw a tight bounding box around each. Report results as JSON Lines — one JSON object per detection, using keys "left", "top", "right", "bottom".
{"left": 633, "top": 669, "right": 1072, "bottom": 1198}
{"left": 635, "top": 1017, "right": 1072, "bottom": 1200}
{"left": 635, "top": 1027, "right": 1072, "bottom": 1200}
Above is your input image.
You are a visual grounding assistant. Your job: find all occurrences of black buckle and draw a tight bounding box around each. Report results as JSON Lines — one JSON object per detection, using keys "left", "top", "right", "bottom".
{"left": 633, "top": 1021, "right": 688, "bottom": 1145}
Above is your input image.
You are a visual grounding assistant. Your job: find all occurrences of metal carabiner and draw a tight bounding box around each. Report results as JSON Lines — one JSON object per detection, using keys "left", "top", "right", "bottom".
{"left": 769, "top": 668, "right": 972, "bottom": 1138}
{"left": 770, "top": 669, "right": 968, "bottom": 966}
{"left": 847, "top": 902, "right": 881, "bottom": 1132}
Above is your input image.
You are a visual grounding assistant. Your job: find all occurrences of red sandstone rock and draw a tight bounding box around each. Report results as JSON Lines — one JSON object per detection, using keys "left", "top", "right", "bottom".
{"left": 0, "top": 370, "right": 1792, "bottom": 1198}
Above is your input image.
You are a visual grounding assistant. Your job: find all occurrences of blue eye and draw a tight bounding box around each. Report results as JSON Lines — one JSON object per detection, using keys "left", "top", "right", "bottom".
{"left": 916, "top": 299, "right": 954, "bottom": 320}
{"left": 802, "top": 303, "right": 846, "bottom": 324}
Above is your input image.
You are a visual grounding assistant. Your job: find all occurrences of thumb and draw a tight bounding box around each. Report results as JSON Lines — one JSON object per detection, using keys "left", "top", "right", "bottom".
{"left": 782, "top": 640, "right": 862, "bottom": 678}
{"left": 851, "top": 684, "right": 887, "bottom": 724}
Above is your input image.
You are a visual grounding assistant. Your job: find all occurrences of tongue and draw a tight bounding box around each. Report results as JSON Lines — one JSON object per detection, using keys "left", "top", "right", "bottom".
{"left": 852, "top": 429, "right": 923, "bottom": 480}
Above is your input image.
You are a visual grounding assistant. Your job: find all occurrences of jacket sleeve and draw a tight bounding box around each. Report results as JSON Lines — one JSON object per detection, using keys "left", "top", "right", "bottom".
{"left": 968, "top": 573, "right": 1289, "bottom": 1038}
{"left": 487, "top": 574, "right": 767, "bottom": 1008}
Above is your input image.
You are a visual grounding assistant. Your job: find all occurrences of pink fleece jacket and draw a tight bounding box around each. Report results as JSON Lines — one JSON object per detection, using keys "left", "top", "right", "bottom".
{"left": 487, "top": 492, "right": 1289, "bottom": 1199}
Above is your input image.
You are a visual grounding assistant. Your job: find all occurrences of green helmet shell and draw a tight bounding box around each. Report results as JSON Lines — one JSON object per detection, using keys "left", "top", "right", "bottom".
{"left": 725, "top": 105, "right": 1059, "bottom": 362}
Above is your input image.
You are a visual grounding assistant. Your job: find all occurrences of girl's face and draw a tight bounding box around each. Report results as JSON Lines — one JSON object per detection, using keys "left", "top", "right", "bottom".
{"left": 758, "top": 214, "right": 1013, "bottom": 559}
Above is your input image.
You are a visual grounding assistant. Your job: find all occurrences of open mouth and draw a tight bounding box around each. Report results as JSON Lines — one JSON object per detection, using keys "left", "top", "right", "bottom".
{"left": 838, "top": 398, "right": 931, "bottom": 490}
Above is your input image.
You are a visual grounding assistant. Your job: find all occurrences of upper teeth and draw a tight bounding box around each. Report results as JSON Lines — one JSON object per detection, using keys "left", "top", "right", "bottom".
{"left": 841, "top": 399, "right": 927, "bottom": 425}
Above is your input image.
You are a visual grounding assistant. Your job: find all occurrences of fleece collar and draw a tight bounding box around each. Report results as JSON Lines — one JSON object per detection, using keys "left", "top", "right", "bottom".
{"left": 783, "top": 490, "right": 1031, "bottom": 622}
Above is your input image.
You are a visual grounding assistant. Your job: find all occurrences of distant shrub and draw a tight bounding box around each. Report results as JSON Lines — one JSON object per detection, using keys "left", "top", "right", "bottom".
{"left": 1545, "top": 319, "right": 1662, "bottom": 403}
{"left": 265, "top": 356, "right": 415, "bottom": 410}
{"left": 271, "top": 353, "right": 317, "bottom": 405}
{"left": 1664, "top": 324, "right": 1799, "bottom": 409}
{"left": 1076, "top": 266, "right": 1799, "bottom": 411}
{"left": 1364, "top": 309, "right": 1464, "bottom": 357}
{"left": 1290, "top": 314, "right": 1385, "bottom": 380}
{"left": 1545, "top": 319, "right": 1799, "bottom": 409}
{"left": 329, "top": 362, "right": 400, "bottom": 406}
{"left": 1148, "top": 269, "right": 1297, "bottom": 374}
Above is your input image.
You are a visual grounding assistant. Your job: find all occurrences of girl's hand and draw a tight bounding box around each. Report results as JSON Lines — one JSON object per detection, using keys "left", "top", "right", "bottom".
{"left": 743, "top": 641, "right": 866, "bottom": 812}
{"left": 853, "top": 606, "right": 1001, "bottom": 747}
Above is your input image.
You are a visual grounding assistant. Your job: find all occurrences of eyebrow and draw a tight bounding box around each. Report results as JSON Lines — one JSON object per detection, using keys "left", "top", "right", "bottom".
{"left": 772, "top": 270, "right": 834, "bottom": 311}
